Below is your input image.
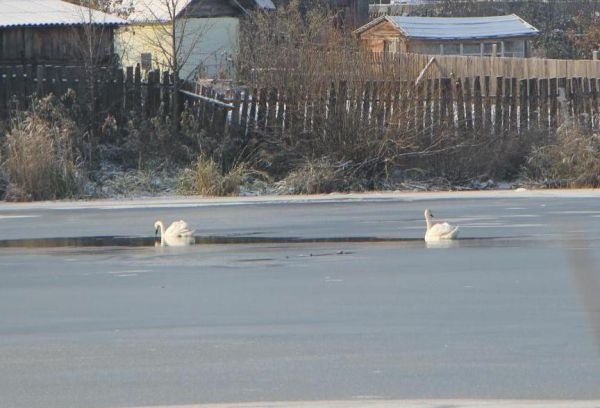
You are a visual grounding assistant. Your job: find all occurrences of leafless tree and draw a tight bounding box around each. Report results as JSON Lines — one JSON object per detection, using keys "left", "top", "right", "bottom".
{"left": 68, "top": 0, "right": 129, "bottom": 161}
{"left": 135, "top": 0, "right": 211, "bottom": 127}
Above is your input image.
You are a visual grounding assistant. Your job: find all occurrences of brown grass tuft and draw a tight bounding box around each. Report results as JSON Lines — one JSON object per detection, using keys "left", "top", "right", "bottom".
{"left": 1, "top": 95, "right": 85, "bottom": 201}
{"left": 522, "top": 121, "right": 600, "bottom": 187}
{"left": 178, "top": 155, "right": 263, "bottom": 196}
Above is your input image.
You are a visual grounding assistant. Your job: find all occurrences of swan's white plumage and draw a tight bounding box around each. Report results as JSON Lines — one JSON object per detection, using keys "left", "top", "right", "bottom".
{"left": 155, "top": 220, "right": 195, "bottom": 246}
{"left": 424, "top": 209, "right": 459, "bottom": 242}
{"left": 164, "top": 220, "right": 194, "bottom": 237}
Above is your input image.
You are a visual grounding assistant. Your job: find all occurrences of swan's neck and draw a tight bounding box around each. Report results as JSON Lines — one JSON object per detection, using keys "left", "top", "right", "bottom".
{"left": 157, "top": 221, "right": 166, "bottom": 246}
{"left": 425, "top": 214, "right": 433, "bottom": 231}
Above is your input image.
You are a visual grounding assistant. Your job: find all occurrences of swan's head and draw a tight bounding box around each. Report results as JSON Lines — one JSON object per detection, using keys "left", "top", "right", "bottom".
{"left": 154, "top": 220, "right": 161, "bottom": 236}
{"left": 424, "top": 208, "right": 434, "bottom": 218}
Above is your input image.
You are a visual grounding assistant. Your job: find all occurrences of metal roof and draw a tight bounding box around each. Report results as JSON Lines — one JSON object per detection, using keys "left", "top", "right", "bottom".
{"left": 128, "top": 0, "right": 274, "bottom": 23}
{"left": 0, "top": 0, "right": 127, "bottom": 28}
{"left": 250, "top": 0, "right": 275, "bottom": 10}
{"left": 356, "top": 14, "right": 539, "bottom": 40}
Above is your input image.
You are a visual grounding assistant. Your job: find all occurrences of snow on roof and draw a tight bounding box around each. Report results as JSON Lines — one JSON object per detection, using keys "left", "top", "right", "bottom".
{"left": 356, "top": 14, "right": 539, "bottom": 40}
{"left": 0, "top": 0, "right": 127, "bottom": 28}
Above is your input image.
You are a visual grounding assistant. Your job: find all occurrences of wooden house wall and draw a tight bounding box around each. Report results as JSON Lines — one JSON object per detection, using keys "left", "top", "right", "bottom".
{"left": 0, "top": 26, "right": 115, "bottom": 65}
{"left": 358, "top": 21, "right": 532, "bottom": 57}
{"left": 357, "top": 20, "right": 407, "bottom": 53}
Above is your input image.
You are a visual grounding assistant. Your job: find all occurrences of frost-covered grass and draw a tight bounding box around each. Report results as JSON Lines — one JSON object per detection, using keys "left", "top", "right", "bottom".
{"left": 522, "top": 121, "right": 600, "bottom": 188}
{"left": 89, "top": 163, "right": 181, "bottom": 198}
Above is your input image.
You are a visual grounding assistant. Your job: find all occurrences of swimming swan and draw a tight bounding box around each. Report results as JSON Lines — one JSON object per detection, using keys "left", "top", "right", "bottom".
{"left": 424, "top": 209, "right": 459, "bottom": 242}
{"left": 154, "top": 220, "right": 195, "bottom": 246}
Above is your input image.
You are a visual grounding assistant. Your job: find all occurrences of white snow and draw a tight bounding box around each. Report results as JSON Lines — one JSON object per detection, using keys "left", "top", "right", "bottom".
{"left": 0, "top": 189, "right": 599, "bottom": 211}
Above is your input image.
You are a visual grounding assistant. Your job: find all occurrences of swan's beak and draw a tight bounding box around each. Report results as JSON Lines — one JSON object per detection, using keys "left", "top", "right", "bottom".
{"left": 430, "top": 212, "right": 434, "bottom": 217}
{"left": 155, "top": 227, "right": 159, "bottom": 237}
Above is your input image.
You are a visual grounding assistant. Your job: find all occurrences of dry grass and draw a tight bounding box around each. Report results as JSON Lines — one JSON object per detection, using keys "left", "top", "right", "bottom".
{"left": 1, "top": 95, "right": 85, "bottom": 201}
{"left": 275, "top": 158, "right": 348, "bottom": 194}
{"left": 522, "top": 120, "right": 600, "bottom": 187}
{"left": 178, "top": 155, "right": 263, "bottom": 196}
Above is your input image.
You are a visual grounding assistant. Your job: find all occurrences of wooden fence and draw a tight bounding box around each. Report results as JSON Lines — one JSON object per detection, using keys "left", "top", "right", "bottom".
{"left": 188, "top": 75, "right": 600, "bottom": 142}
{"left": 245, "top": 51, "right": 600, "bottom": 88}
{"left": 0, "top": 64, "right": 173, "bottom": 119}
{"left": 1, "top": 64, "right": 599, "bottom": 142}
{"left": 371, "top": 52, "right": 600, "bottom": 82}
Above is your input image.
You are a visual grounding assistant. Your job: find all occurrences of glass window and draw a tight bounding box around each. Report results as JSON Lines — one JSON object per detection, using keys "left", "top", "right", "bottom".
{"left": 462, "top": 43, "right": 481, "bottom": 56}
{"left": 410, "top": 43, "right": 441, "bottom": 55}
{"left": 482, "top": 42, "right": 501, "bottom": 56}
{"left": 383, "top": 40, "right": 398, "bottom": 53}
{"left": 503, "top": 40, "right": 525, "bottom": 58}
{"left": 442, "top": 44, "right": 460, "bottom": 55}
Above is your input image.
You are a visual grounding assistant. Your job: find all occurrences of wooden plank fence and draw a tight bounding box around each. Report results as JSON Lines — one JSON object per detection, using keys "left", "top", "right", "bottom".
{"left": 0, "top": 63, "right": 598, "bottom": 144}
{"left": 0, "top": 64, "right": 172, "bottom": 119}
{"left": 185, "top": 76, "right": 599, "bottom": 143}
{"left": 370, "top": 52, "right": 600, "bottom": 82}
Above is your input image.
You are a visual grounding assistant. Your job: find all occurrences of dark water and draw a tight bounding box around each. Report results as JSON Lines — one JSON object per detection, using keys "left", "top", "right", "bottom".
{"left": 0, "top": 235, "right": 530, "bottom": 249}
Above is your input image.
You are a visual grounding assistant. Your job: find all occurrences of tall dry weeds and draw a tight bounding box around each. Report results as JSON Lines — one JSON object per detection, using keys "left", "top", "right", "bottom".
{"left": 523, "top": 120, "right": 600, "bottom": 187}
{"left": 177, "top": 155, "right": 265, "bottom": 196}
{"left": 1, "top": 95, "right": 85, "bottom": 201}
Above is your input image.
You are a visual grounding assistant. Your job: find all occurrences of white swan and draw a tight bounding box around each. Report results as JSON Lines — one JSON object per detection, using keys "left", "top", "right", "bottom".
{"left": 154, "top": 220, "right": 195, "bottom": 247}
{"left": 424, "top": 209, "right": 459, "bottom": 242}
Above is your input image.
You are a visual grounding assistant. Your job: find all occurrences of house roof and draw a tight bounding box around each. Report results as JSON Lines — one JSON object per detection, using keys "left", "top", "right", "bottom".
{"left": 128, "top": 0, "right": 274, "bottom": 23}
{"left": 127, "top": 0, "right": 193, "bottom": 22}
{"left": 0, "top": 0, "right": 127, "bottom": 28}
{"left": 355, "top": 14, "right": 539, "bottom": 40}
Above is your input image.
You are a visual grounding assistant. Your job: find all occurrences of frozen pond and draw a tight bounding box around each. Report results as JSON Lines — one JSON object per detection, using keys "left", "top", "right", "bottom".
{"left": 0, "top": 192, "right": 599, "bottom": 408}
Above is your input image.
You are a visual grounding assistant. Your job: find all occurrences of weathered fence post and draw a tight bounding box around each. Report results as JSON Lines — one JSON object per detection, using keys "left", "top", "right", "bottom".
{"left": 494, "top": 77, "right": 503, "bottom": 136}
{"left": 519, "top": 79, "right": 528, "bottom": 133}
{"left": 473, "top": 76, "right": 483, "bottom": 132}
{"left": 484, "top": 76, "right": 492, "bottom": 131}
{"left": 557, "top": 77, "right": 568, "bottom": 124}
{"left": 539, "top": 78, "right": 549, "bottom": 129}
{"left": 463, "top": 77, "right": 473, "bottom": 131}
{"left": 509, "top": 78, "right": 518, "bottom": 132}
{"left": 549, "top": 78, "right": 558, "bottom": 128}
{"left": 529, "top": 78, "right": 539, "bottom": 128}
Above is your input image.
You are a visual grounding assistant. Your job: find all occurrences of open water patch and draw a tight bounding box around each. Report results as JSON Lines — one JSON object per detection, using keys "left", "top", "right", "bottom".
{"left": 0, "top": 235, "right": 529, "bottom": 249}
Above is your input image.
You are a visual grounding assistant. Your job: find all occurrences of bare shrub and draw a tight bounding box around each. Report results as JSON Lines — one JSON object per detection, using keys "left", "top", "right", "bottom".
{"left": 177, "top": 155, "right": 264, "bottom": 196}
{"left": 120, "top": 112, "right": 196, "bottom": 168}
{"left": 411, "top": 127, "right": 548, "bottom": 183}
{"left": 275, "top": 158, "right": 348, "bottom": 194}
{"left": 1, "top": 95, "right": 85, "bottom": 201}
{"left": 522, "top": 121, "right": 600, "bottom": 187}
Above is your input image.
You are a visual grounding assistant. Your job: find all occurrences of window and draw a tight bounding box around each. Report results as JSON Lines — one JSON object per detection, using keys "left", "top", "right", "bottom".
{"left": 141, "top": 53, "right": 152, "bottom": 71}
{"left": 410, "top": 43, "right": 441, "bottom": 55}
{"left": 442, "top": 44, "right": 460, "bottom": 55}
{"left": 462, "top": 43, "right": 481, "bottom": 56}
{"left": 383, "top": 40, "right": 398, "bottom": 53}
{"left": 483, "top": 42, "right": 500, "bottom": 57}
{"left": 503, "top": 40, "right": 525, "bottom": 58}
